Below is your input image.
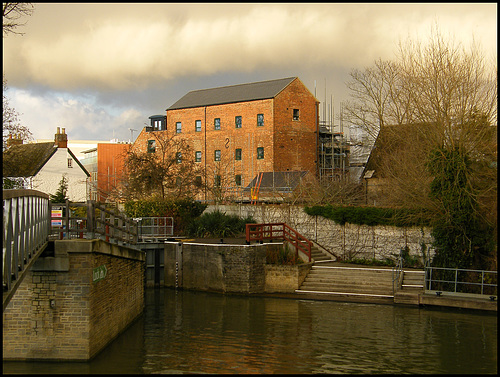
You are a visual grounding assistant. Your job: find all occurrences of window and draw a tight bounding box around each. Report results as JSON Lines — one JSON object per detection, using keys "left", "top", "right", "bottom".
{"left": 147, "top": 140, "right": 156, "bottom": 153}
{"left": 195, "top": 151, "right": 202, "bottom": 162}
{"left": 215, "top": 175, "right": 221, "bottom": 187}
{"left": 293, "top": 109, "right": 300, "bottom": 121}
{"left": 152, "top": 118, "right": 165, "bottom": 130}
{"left": 235, "top": 148, "right": 242, "bottom": 161}
{"left": 176, "top": 122, "right": 182, "bottom": 133}
{"left": 214, "top": 150, "right": 221, "bottom": 161}
{"left": 235, "top": 175, "right": 242, "bottom": 186}
{"left": 176, "top": 177, "right": 182, "bottom": 186}
{"left": 257, "top": 147, "right": 264, "bottom": 159}
{"left": 195, "top": 120, "right": 202, "bottom": 132}
{"left": 214, "top": 118, "right": 221, "bottom": 130}
{"left": 257, "top": 114, "right": 264, "bottom": 127}
{"left": 176, "top": 152, "right": 182, "bottom": 163}
{"left": 67, "top": 158, "right": 73, "bottom": 168}
{"left": 235, "top": 116, "right": 242, "bottom": 128}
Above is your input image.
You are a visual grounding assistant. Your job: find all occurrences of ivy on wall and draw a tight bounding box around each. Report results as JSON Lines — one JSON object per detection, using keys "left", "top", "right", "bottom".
{"left": 303, "top": 205, "right": 429, "bottom": 227}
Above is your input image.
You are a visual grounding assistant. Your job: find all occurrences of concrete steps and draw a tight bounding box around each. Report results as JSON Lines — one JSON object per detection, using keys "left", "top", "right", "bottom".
{"left": 401, "top": 270, "right": 425, "bottom": 291}
{"left": 394, "top": 269, "right": 425, "bottom": 305}
{"left": 296, "top": 265, "right": 395, "bottom": 298}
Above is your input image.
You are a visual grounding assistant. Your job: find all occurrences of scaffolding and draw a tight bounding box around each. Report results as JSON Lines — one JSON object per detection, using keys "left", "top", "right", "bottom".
{"left": 316, "top": 86, "right": 349, "bottom": 182}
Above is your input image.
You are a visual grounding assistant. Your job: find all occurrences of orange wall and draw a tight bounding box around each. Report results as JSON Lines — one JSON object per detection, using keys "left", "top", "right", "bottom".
{"left": 97, "top": 143, "right": 130, "bottom": 201}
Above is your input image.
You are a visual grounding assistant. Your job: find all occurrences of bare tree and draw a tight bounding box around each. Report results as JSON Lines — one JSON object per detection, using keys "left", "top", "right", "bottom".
{"left": 3, "top": 2, "right": 34, "bottom": 36}
{"left": 346, "top": 27, "right": 497, "bottom": 269}
{"left": 119, "top": 132, "right": 205, "bottom": 201}
{"left": 3, "top": 76, "right": 33, "bottom": 150}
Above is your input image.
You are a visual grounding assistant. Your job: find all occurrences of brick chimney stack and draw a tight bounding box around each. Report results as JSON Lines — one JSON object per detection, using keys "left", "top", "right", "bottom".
{"left": 6, "top": 133, "right": 23, "bottom": 148}
{"left": 55, "top": 127, "right": 68, "bottom": 148}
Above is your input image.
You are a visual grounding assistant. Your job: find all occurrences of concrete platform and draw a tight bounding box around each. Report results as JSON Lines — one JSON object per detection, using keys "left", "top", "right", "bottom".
{"left": 420, "top": 290, "right": 497, "bottom": 311}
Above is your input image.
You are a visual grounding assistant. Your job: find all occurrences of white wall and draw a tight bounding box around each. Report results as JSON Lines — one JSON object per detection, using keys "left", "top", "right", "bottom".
{"left": 31, "top": 148, "right": 88, "bottom": 202}
{"left": 206, "top": 204, "right": 435, "bottom": 263}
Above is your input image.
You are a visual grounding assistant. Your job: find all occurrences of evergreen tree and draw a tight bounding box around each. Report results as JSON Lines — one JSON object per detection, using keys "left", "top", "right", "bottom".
{"left": 50, "top": 175, "right": 69, "bottom": 203}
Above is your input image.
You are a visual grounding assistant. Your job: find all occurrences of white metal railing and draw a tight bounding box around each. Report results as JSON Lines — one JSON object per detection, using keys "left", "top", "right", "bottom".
{"left": 3, "top": 189, "right": 51, "bottom": 310}
{"left": 134, "top": 217, "right": 174, "bottom": 240}
{"left": 425, "top": 266, "right": 497, "bottom": 296}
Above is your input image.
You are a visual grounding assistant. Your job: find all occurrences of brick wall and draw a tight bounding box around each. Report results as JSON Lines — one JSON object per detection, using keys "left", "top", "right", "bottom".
{"left": 2, "top": 240, "right": 144, "bottom": 361}
{"left": 132, "top": 78, "right": 318, "bottom": 200}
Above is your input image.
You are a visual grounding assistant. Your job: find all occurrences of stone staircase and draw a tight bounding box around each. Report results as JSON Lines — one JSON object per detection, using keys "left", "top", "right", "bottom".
{"left": 309, "top": 242, "right": 335, "bottom": 262}
{"left": 296, "top": 264, "right": 395, "bottom": 302}
{"left": 394, "top": 269, "right": 425, "bottom": 305}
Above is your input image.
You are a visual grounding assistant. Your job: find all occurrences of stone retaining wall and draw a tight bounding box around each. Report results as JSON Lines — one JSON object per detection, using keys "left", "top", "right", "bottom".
{"left": 2, "top": 240, "right": 145, "bottom": 361}
{"left": 164, "top": 241, "right": 266, "bottom": 293}
{"left": 206, "top": 204, "right": 435, "bottom": 262}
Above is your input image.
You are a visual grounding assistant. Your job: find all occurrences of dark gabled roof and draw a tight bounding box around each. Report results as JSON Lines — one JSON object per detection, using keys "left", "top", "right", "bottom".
{"left": 167, "top": 77, "right": 297, "bottom": 110}
{"left": 2, "top": 142, "right": 90, "bottom": 178}
{"left": 245, "top": 171, "right": 308, "bottom": 192}
{"left": 3, "top": 142, "right": 57, "bottom": 177}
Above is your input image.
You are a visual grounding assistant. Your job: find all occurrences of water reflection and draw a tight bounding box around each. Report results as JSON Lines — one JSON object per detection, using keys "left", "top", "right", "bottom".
{"left": 3, "top": 288, "right": 497, "bottom": 374}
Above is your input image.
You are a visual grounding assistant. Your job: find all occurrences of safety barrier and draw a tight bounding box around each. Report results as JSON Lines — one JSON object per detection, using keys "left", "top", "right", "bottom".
{"left": 246, "top": 222, "right": 311, "bottom": 262}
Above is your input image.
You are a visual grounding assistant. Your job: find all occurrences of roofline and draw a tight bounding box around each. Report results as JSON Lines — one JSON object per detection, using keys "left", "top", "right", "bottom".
{"left": 166, "top": 76, "right": 298, "bottom": 111}
{"left": 32, "top": 145, "right": 58, "bottom": 177}
{"left": 68, "top": 148, "right": 91, "bottom": 177}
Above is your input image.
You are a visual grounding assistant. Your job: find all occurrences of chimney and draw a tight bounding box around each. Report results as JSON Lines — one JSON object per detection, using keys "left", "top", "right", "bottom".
{"left": 55, "top": 127, "right": 68, "bottom": 148}
{"left": 6, "top": 133, "right": 23, "bottom": 148}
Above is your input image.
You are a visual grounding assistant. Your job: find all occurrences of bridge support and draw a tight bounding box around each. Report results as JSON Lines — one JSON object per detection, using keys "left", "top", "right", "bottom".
{"left": 3, "top": 239, "right": 145, "bottom": 361}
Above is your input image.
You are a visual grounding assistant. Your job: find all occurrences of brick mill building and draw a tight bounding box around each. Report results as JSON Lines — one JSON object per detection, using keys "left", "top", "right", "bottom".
{"left": 133, "top": 77, "right": 321, "bottom": 202}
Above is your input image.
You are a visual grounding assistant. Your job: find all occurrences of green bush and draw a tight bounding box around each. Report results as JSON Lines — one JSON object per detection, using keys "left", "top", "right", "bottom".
{"left": 124, "top": 198, "right": 207, "bottom": 235}
{"left": 342, "top": 257, "right": 395, "bottom": 267}
{"left": 186, "top": 210, "right": 254, "bottom": 238}
{"left": 304, "top": 205, "right": 428, "bottom": 227}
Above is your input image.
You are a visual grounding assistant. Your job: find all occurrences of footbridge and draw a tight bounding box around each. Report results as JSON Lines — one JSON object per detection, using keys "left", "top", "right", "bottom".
{"left": 3, "top": 189, "right": 139, "bottom": 312}
{"left": 3, "top": 189, "right": 144, "bottom": 361}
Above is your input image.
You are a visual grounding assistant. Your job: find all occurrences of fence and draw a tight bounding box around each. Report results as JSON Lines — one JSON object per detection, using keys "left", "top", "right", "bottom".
{"left": 49, "top": 200, "right": 138, "bottom": 246}
{"left": 134, "top": 217, "right": 174, "bottom": 241}
{"left": 425, "top": 266, "right": 497, "bottom": 296}
{"left": 246, "top": 222, "right": 311, "bottom": 262}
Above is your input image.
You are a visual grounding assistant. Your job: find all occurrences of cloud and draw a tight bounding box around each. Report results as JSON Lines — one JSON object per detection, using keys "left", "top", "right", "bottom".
{"left": 8, "top": 89, "right": 143, "bottom": 141}
{"left": 5, "top": 3, "right": 495, "bottom": 92}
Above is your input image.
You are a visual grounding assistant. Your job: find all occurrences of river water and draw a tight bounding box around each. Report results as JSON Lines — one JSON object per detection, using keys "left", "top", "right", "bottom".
{"left": 3, "top": 288, "right": 497, "bottom": 374}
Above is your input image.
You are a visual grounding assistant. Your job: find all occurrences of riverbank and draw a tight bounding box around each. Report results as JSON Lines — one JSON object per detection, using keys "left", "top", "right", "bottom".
{"left": 166, "top": 238, "right": 497, "bottom": 312}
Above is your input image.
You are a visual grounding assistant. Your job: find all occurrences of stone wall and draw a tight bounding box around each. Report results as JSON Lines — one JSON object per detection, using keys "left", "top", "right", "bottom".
{"left": 164, "top": 241, "right": 266, "bottom": 294}
{"left": 2, "top": 239, "right": 145, "bottom": 361}
{"left": 265, "top": 263, "right": 313, "bottom": 293}
{"left": 206, "top": 204, "right": 435, "bottom": 263}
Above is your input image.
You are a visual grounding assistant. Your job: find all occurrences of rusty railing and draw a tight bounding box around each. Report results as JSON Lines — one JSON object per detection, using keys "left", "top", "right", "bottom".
{"left": 246, "top": 222, "right": 311, "bottom": 262}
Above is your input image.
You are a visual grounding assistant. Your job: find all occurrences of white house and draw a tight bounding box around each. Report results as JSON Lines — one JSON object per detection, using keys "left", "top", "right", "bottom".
{"left": 3, "top": 128, "right": 90, "bottom": 202}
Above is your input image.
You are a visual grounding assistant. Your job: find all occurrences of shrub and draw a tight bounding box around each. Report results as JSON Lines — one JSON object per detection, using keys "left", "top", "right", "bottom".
{"left": 266, "top": 243, "right": 303, "bottom": 265}
{"left": 124, "top": 198, "right": 207, "bottom": 235}
{"left": 186, "top": 210, "right": 254, "bottom": 238}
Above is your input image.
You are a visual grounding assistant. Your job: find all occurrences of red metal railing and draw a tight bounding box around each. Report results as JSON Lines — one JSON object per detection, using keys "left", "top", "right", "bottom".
{"left": 245, "top": 223, "right": 311, "bottom": 262}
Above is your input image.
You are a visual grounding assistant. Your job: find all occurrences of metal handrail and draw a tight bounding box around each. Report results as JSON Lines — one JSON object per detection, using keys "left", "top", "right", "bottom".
{"left": 425, "top": 266, "right": 497, "bottom": 295}
{"left": 245, "top": 222, "right": 311, "bottom": 262}
{"left": 392, "top": 251, "right": 404, "bottom": 296}
{"left": 3, "top": 189, "right": 51, "bottom": 311}
{"left": 134, "top": 217, "right": 174, "bottom": 240}
{"left": 49, "top": 200, "right": 138, "bottom": 246}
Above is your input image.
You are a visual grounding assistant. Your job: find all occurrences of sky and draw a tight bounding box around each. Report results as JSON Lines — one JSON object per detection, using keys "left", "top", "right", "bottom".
{"left": 3, "top": 3, "right": 497, "bottom": 143}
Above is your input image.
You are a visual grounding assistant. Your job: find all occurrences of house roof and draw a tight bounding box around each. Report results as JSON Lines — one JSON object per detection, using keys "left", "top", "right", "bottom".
{"left": 167, "top": 77, "right": 297, "bottom": 110}
{"left": 3, "top": 142, "right": 90, "bottom": 178}
{"left": 3, "top": 142, "right": 57, "bottom": 177}
{"left": 245, "top": 171, "right": 308, "bottom": 192}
